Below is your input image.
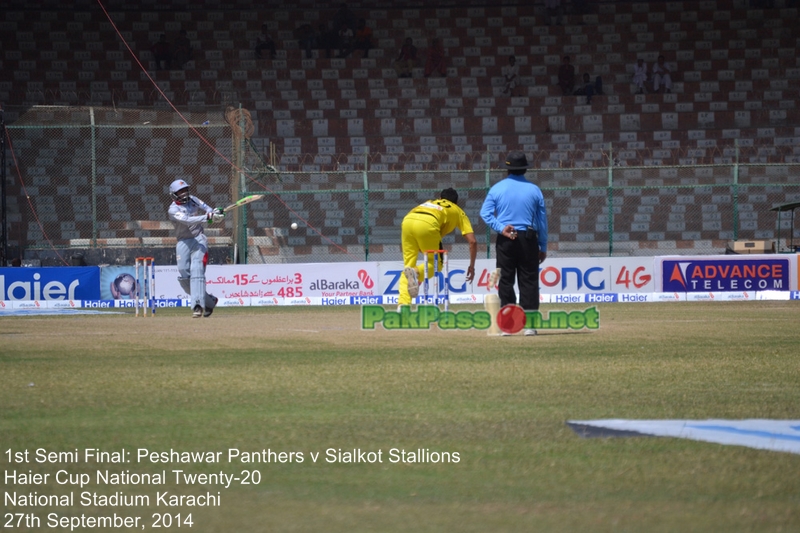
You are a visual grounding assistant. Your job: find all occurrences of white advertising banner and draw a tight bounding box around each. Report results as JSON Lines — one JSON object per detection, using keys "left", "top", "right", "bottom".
{"left": 152, "top": 256, "right": 656, "bottom": 305}
{"left": 155, "top": 262, "right": 381, "bottom": 304}
{"left": 541, "top": 256, "right": 655, "bottom": 294}
{"left": 110, "top": 253, "right": 797, "bottom": 306}
{"left": 373, "top": 256, "right": 655, "bottom": 303}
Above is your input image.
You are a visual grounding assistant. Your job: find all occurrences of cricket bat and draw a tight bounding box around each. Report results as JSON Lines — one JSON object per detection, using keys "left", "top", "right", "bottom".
{"left": 485, "top": 268, "right": 501, "bottom": 336}
{"left": 223, "top": 194, "right": 266, "bottom": 213}
{"left": 485, "top": 294, "right": 501, "bottom": 336}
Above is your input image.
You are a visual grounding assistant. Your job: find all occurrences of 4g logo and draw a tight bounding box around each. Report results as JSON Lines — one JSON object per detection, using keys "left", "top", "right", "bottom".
{"left": 476, "top": 269, "right": 498, "bottom": 291}
{"left": 615, "top": 266, "right": 651, "bottom": 290}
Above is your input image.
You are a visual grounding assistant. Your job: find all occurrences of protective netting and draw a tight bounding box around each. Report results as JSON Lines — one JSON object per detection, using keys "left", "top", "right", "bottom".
{"left": 5, "top": 106, "right": 800, "bottom": 263}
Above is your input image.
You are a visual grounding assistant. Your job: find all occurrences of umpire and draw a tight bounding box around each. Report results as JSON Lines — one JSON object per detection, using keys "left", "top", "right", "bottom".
{"left": 480, "top": 151, "right": 548, "bottom": 315}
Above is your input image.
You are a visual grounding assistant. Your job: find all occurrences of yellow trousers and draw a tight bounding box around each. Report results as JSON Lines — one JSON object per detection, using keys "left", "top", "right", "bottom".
{"left": 399, "top": 214, "right": 443, "bottom": 305}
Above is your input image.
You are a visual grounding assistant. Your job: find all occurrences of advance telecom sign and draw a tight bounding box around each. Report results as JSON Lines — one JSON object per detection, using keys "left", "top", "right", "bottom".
{"left": 660, "top": 257, "right": 791, "bottom": 292}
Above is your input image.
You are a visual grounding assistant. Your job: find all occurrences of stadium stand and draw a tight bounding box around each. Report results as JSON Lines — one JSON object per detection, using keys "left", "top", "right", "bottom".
{"left": 2, "top": 0, "right": 799, "bottom": 262}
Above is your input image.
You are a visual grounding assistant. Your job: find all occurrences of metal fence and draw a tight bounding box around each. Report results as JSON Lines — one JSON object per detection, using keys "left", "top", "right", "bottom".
{"left": 4, "top": 106, "right": 800, "bottom": 265}
{"left": 239, "top": 165, "right": 800, "bottom": 262}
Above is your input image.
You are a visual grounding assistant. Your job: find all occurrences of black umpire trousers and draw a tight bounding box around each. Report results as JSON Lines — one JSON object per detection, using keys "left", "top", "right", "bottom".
{"left": 495, "top": 231, "right": 540, "bottom": 311}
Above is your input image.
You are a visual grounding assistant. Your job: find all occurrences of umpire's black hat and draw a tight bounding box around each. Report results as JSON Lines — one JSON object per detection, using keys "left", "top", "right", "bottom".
{"left": 504, "top": 151, "right": 530, "bottom": 170}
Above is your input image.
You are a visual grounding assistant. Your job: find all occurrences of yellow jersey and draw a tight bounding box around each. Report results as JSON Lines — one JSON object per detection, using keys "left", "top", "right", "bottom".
{"left": 406, "top": 199, "right": 474, "bottom": 237}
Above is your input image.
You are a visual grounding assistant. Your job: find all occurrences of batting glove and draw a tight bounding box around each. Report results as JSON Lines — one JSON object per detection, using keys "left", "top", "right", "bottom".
{"left": 206, "top": 209, "right": 224, "bottom": 224}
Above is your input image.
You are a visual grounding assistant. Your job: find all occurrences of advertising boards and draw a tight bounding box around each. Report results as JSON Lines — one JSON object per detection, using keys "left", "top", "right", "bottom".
{"left": 656, "top": 255, "right": 794, "bottom": 292}
{"left": 2, "top": 254, "right": 797, "bottom": 307}
{"left": 153, "top": 262, "right": 381, "bottom": 302}
{"left": 0, "top": 267, "right": 101, "bottom": 301}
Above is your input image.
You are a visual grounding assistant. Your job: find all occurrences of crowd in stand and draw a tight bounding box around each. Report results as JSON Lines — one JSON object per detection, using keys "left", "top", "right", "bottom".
{"left": 145, "top": 1, "right": 691, "bottom": 100}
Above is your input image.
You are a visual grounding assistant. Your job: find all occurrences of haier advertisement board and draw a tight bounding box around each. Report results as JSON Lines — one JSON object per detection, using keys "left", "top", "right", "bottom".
{"left": 0, "top": 267, "right": 101, "bottom": 301}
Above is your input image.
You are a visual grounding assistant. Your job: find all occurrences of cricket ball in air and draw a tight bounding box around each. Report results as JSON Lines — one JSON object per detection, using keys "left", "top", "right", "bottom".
{"left": 497, "top": 304, "right": 526, "bottom": 335}
{"left": 291, "top": 223, "right": 298, "bottom": 230}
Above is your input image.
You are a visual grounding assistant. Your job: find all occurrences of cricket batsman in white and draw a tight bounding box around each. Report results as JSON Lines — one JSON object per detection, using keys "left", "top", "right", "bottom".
{"left": 167, "top": 179, "right": 224, "bottom": 318}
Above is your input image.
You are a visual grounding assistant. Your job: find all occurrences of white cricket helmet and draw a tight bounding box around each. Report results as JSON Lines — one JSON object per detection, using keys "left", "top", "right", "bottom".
{"left": 169, "top": 179, "right": 190, "bottom": 204}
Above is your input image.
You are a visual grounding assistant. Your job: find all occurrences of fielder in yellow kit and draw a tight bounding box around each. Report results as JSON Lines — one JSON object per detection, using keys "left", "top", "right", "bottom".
{"left": 399, "top": 188, "right": 478, "bottom": 306}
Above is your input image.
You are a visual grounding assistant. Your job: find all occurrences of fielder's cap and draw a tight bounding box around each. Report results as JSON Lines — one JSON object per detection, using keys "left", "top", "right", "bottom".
{"left": 504, "top": 151, "right": 530, "bottom": 170}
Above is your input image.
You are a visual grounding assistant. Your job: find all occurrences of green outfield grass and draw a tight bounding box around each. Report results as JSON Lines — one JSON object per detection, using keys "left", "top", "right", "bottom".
{"left": 1, "top": 302, "right": 799, "bottom": 532}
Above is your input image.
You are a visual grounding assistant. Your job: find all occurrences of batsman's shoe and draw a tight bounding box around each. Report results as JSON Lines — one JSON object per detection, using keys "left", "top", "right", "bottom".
{"left": 204, "top": 296, "right": 218, "bottom": 318}
{"left": 192, "top": 305, "right": 203, "bottom": 318}
{"left": 524, "top": 329, "right": 538, "bottom": 336}
{"left": 488, "top": 268, "right": 501, "bottom": 290}
{"left": 404, "top": 267, "right": 419, "bottom": 298}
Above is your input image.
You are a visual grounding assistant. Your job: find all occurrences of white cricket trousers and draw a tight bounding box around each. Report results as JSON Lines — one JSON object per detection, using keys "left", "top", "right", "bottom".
{"left": 176, "top": 238, "right": 215, "bottom": 310}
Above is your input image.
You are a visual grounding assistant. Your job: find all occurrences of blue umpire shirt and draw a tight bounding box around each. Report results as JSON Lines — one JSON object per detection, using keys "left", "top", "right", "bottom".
{"left": 480, "top": 174, "right": 548, "bottom": 253}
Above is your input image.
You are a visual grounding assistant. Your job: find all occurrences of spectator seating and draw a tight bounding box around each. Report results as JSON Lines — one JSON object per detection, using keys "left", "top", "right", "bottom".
{"left": 2, "top": 0, "right": 799, "bottom": 259}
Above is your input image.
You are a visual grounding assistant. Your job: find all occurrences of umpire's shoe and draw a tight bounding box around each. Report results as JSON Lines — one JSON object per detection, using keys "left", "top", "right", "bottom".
{"left": 192, "top": 305, "right": 203, "bottom": 318}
